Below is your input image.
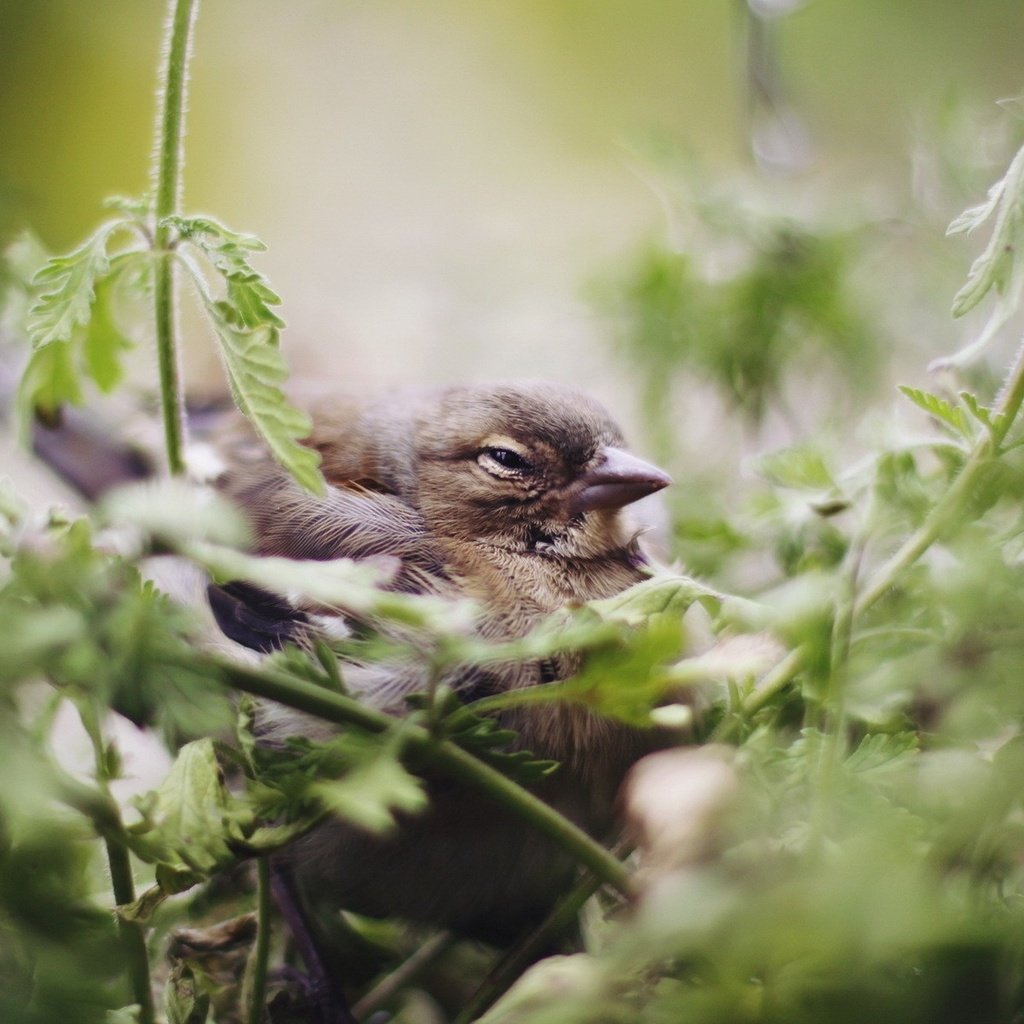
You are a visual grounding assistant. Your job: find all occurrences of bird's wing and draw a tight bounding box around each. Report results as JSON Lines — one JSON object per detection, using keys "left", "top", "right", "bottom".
{"left": 209, "top": 429, "right": 460, "bottom": 664}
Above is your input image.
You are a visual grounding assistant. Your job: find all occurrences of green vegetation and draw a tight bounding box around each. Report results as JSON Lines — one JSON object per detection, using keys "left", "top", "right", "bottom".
{"left": 4, "top": 2, "right": 1024, "bottom": 1022}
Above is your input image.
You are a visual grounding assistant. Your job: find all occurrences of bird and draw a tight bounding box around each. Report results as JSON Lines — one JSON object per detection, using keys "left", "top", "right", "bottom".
{"left": 210, "top": 380, "right": 672, "bottom": 944}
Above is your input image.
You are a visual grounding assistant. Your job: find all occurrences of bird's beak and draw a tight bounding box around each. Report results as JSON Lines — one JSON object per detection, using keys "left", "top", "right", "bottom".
{"left": 571, "top": 446, "right": 672, "bottom": 514}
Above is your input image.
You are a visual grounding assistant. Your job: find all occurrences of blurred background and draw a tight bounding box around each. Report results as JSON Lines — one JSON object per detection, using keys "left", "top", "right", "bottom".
{"left": 3, "top": 0, "right": 1024, "bottom": 523}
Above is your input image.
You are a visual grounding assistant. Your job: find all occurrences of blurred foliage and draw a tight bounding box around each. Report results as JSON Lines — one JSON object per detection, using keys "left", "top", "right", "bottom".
{"left": 8, "top": 4, "right": 1024, "bottom": 1023}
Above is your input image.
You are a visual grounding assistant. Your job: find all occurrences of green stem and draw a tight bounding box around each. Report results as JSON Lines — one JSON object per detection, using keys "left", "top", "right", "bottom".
{"left": 107, "top": 836, "right": 157, "bottom": 1024}
{"left": 212, "top": 657, "right": 632, "bottom": 897}
{"left": 151, "top": 0, "right": 199, "bottom": 475}
{"left": 70, "top": 704, "right": 156, "bottom": 1024}
{"left": 55, "top": 775, "right": 156, "bottom": 1023}
{"left": 453, "top": 869, "right": 605, "bottom": 1024}
{"left": 244, "top": 858, "right": 272, "bottom": 1024}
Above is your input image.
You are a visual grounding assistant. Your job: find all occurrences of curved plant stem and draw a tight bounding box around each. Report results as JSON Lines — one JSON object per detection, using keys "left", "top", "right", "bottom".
{"left": 244, "top": 857, "right": 272, "bottom": 1024}
{"left": 152, "top": 0, "right": 199, "bottom": 475}
{"left": 211, "top": 657, "right": 632, "bottom": 897}
{"left": 712, "top": 334, "right": 1024, "bottom": 740}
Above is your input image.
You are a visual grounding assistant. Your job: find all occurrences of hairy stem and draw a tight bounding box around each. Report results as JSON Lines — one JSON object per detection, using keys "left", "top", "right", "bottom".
{"left": 212, "top": 657, "right": 632, "bottom": 896}
{"left": 152, "top": 0, "right": 199, "bottom": 475}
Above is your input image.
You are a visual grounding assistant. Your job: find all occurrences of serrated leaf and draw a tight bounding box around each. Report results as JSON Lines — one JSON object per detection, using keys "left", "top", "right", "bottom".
{"left": 26, "top": 222, "right": 140, "bottom": 350}
{"left": 946, "top": 180, "right": 1004, "bottom": 237}
{"left": 27, "top": 222, "right": 122, "bottom": 348}
{"left": 169, "top": 214, "right": 284, "bottom": 330}
{"left": 958, "top": 390, "right": 992, "bottom": 428}
{"left": 898, "top": 386, "right": 970, "bottom": 438}
{"left": 844, "top": 732, "right": 918, "bottom": 774}
{"left": 309, "top": 737, "right": 427, "bottom": 834}
{"left": 171, "top": 215, "right": 325, "bottom": 494}
{"left": 949, "top": 143, "right": 1024, "bottom": 318}
{"left": 407, "top": 687, "right": 559, "bottom": 783}
{"left": 958, "top": 390, "right": 1008, "bottom": 439}
{"left": 210, "top": 312, "right": 323, "bottom": 494}
{"left": 17, "top": 249, "right": 146, "bottom": 428}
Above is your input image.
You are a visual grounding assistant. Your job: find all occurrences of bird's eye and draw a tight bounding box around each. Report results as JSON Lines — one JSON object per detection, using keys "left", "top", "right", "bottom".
{"left": 479, "top": 447, "right": 531, "bottom": 474}
{"left": 488, "top": 447, "right": 529, "bottom": 469}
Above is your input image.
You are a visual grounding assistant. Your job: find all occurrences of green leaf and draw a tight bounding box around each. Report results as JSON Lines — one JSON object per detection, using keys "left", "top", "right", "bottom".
{"left": 106, "top": 1008, "right": 143, "bottom": 1024}
{"left": 844, "top": 732, "right": 918, "bottom": 775}
{"left": 15, "top": 338, "right": 82, "bottom": 429}
{"left": 407, "top": 687, "right": 559, "bottom": 783}
{"left": 164, "top": 963, "right": 210, "bottom": 1024}
{"left": 307, "top": 734, "right": 427, "bottom": 834}
{"left": 81, "top": 259, "right": 140, "bottom": 393}
{"left": 170, "top": 214, "right": 324, "bottom": 494}
{"left": 755, "top": 444, "right": 836, "bottom": 492}
{"left": 936, "top": 140, "right": 1024, "bottom": 368}
{"left": 898, "top": 386, "right": 970, "bottom": 438}
{"left": 128, "top": 738, "right": 252, "bottom": 882}
{"left": 587, "top": 572, "right": 723, "bottom": 627}
{"left": 212, "top": 313, "right": 323, "bottom": 493}
{"left": 18, "top": 242, "right": 146, "bottom": 426}
{"left": 101, "top": 479, "right": 251, "bottom": 549}
{"left": 946, "top": 180, "right": 1004, "bottom": 237}
{"left": 27, "top": 222, "right": 122, "bottom": 349}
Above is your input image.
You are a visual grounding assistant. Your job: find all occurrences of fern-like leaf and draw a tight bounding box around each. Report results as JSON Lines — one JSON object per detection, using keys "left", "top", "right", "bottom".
{"left": 172, "top": 216, "right": 324, "bottom": 495}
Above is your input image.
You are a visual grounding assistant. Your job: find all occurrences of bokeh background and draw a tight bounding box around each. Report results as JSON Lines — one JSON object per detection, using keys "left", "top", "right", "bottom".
{"left": 3, "top": 0, "right": 1024, "bottom": 480}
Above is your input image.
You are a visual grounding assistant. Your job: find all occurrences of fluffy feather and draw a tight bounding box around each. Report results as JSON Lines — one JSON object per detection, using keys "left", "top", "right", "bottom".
{"left": 213, "top": 380, "right": 670, "bottom": 940}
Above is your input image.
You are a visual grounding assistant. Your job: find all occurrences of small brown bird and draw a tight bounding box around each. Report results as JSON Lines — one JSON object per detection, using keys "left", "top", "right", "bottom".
{"left": 212, "top": 381, "right": 671, "bottom": 943}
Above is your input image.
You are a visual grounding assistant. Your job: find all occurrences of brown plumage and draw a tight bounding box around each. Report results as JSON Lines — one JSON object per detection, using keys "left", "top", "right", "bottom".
{"left": 214, "top": 380, "right": 671, "bottom": 942}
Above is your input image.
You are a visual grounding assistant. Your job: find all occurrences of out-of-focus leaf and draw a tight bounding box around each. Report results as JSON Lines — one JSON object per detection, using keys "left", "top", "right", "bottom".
{"left": 755, "top": 444, "right": 836, "bottom": 491}
{"left": 844, "top": 732, "right": 918, "bottom": 774}
{"left": 935, "top": 140, "right": 1024, "bottom": 368}
{"left": 587, "top": 572, "right": 722, "bottom": 626}
{"left": 101, "top": 479, "right": 251, "bottom": 549}
{"left": 250, "top": 727, "right": 427, "bottom": 836}
{"left": 127, "top": 739, "right": 252, "bottom": 883}
{"left": 310, "top": 741, "right": 427, "bottom": 834}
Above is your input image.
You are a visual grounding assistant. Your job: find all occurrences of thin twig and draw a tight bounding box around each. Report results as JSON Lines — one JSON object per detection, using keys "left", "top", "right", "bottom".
{"left": 351, "top": 931, "right": 456, "bottom": 1021}
{"left": 210, "top": 656, "right": 632, "bottom": 897}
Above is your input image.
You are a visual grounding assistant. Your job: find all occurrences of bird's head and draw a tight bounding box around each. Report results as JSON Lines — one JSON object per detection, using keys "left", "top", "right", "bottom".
{"left": 409, "top": 382, "right": 670, "bottom": 558}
